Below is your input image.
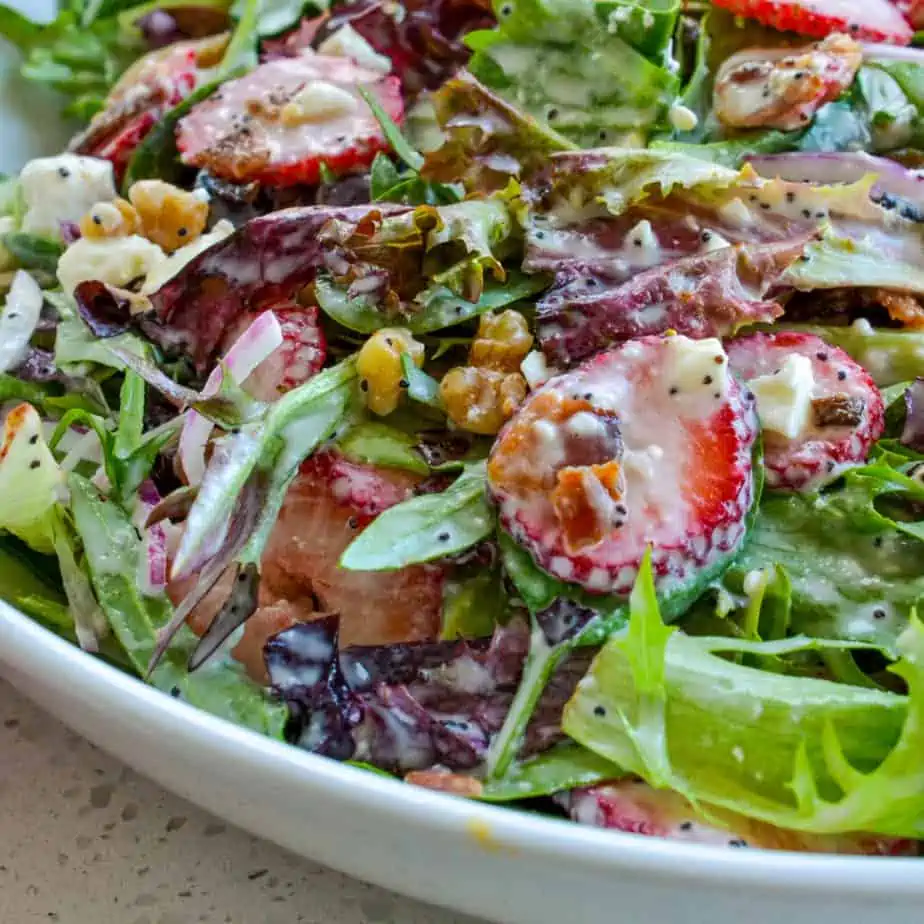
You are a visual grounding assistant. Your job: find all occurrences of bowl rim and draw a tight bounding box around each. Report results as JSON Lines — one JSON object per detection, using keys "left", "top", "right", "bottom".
{"left": 2, "top": 598, "right": 922, "bottom": 897}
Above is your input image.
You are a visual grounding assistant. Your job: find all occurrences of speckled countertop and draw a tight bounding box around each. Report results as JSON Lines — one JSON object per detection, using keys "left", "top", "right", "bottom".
{"left": 0, "top": 678, "right": 480, "bottom": 924}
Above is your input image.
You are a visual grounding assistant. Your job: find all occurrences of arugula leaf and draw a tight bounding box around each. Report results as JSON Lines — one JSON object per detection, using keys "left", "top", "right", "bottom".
{"left": 358, "top": 87, "right": 463, "bottom": 206}
{"left": 69, "top": 473, "right": 286, "bottom": 736}
{"left": 336, "top": 419, "right": 430, "bottom": 475}
{"left": 399, "top": 353, "right": 442, "bottom": 410}
{"left": 340, "top": 461, "right": 495, "bottom": 570}
{"left": 478, "top": 742, "right": 622, "bottom": 802}
{"left": 217, "top": 0, "right": 260, "bottom": 77}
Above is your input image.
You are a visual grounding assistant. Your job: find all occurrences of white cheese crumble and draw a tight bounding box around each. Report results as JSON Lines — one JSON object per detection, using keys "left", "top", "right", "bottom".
{"left": 664, "top": 335, "right": 730, "bottom": 401}
{"left": 281, "top": 80, "right": 358, "bottom": 124}
{"left": 748, "top": 353, "right": 815, "bottom": 440}
{"left": 667, "top": 102, "right": 699, "bottom": 132}
{"left": 625, "top": 219, "right": 661, "bottom": 266}
{"left": 57, "top": 235, "right": 166, "bottom": 294}
{"left": 520, "top": 350, "right": 558, "bottom": 388}
{"left": 318, "top": 24, "right": 392, "bottom": 73}
{"left": 19, "top": 154, "right": 116, "bottom": 239}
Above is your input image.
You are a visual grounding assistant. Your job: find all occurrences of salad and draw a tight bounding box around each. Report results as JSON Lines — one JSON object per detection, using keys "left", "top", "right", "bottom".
{"left": 3, "top": 0, "right": 924, "bottom": 856}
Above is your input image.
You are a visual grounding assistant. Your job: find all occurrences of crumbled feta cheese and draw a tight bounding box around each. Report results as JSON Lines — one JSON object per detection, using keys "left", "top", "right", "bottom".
{"left": 664, "top": 336, "right": 729, "bottom": 400}
{"left": 748, "top": 353, "right": 815, "bottom": 440}
{"left": 718, "top": 197, "right": 754, "bottom": 228}
{"left": 625, "top": 219, "right": 660, "bottom": 266}
{"left": 699, "top": 229, "right": 731, "bottom": 253}
{"left": 667, "top": 102, "right": 699, "bottom": 132}
{"left": 520, "top": 350, "right": 558, "bottom": 388}
{"left": 57, "top": 235, "right": 165, "bottom": 294}
{"left": 141, "top": 220, "right": 234, "bottom": 295}
{"left": 19, "top": 154, "right": 116, "bottom": 239}
{"left": 318, "top": 24, "right": 392, "bottom": 73}
{"left": 280, "top": 80, "right": 358, "bottom": 125}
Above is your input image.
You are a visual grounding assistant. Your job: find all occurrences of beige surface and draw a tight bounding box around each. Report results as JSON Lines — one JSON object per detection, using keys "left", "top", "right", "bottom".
{"left": 0, "top": 678, "right": 480, "bottom": 924}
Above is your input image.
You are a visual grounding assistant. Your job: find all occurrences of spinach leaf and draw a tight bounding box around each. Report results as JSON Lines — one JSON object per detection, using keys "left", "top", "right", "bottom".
{"left": 340, "top": 461, "right": 495, "bottom": 570}
{"left": 69, "top": 473, "right": 285, "bottom": 736}
{"left": 478, "top": 742, "right": 622, "bottom": 802}
{"left": 359, "top": 87, "right": 463, "bottom": 205}
{"left": 337, "top": 419, "right": 430, "bottom": 475}
{"left": 1, "top": 232, "right": 65, "bottom": 274}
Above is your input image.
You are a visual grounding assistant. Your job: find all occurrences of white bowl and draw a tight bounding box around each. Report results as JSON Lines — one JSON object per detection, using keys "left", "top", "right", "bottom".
{"left": 1, "top": 9, "right": 922, "bottom": 921}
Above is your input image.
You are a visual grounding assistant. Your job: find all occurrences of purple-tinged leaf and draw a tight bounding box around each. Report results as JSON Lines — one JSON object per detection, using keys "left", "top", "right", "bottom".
{"left": 901, "top": 379, "right": 924, "bottom": 452}
{"left": 537, "top": 239, "right": 806, "bottom": 366}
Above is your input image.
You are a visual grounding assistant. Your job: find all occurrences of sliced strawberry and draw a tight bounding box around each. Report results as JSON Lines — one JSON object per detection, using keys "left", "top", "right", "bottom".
{"left": 710, "top": 0, "right": 913, "bottom": 44}
{"left": 899, "top": 0, "right": 924, "bottom": 28}
{"left": 726, "top": 331, "right": 884, "bottom": 492}
{"left": 70, "top": 37, "right": 222, "bottom": 181}
{"left": 558, "top": 780, "right": 919, "bottom": 854}
{"left": 178, "top": 451, "right": 444, "bottom": 681}
{"left": 488, "top": 335, "right": 759, "bottom": 597}
{"left": 176, "top": 51, "right": 404, "bottom": 187}
{"left": 262, "top": 452, "right": 444, "bottom": 645}
{"left": 218, "top": 302, "right": 327, "bottom": 401}
{"left": 714, "top": 34, "right": 862, "bottom": 131}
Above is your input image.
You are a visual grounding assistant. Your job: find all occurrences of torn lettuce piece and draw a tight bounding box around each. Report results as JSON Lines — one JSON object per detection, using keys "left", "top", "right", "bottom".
{"left": 423, "top": 70, "right": 577, "bottom": 192}
{"left": 785, "top": 230, "right": 924, "bottom": 296}
{"left": 478, "top": 741, "right": 622, "bottom": 802}
{"left": 727, "top": 464, "right": 924, "bottom": 655}
{"left": 564, "top": 554, "right": 924, "bottom": 838}
{"left": 0, "top": 403, "right": 62, "bottom": 553}
{"left": 467, "top": 0, "right": 679, "bottom": 147}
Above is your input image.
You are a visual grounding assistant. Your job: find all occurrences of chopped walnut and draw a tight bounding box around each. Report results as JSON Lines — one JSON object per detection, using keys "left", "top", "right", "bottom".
{"left": 470, "top": 309, "right": 534, "bottom": 372}
{"left": 127, "top": 179, "right": 210, "bottom": 253}
{"left": 440, "top": 366, "right": 526, "bottom": 435}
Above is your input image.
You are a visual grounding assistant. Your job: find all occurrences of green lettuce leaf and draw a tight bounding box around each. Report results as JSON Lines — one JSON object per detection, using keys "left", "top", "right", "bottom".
{"left": 564, "top": 554, "right": 924, "bottom": 837}
{"left": 0, "top": 403, "right": 63, "bottom": 553}
{"left": 771, "top": 323, "right": 924, "bottom": 387}
{"left": 423, "top": 70, "right": 576, "bottom": 192}
{"left": 728, "top": 464, "right": 924, "bottom": 655}
{"left": 68, "top": 472, "right": 285, "bottom": 737}
{"left": 478, "top": 741, "right": 622, "bottom": 802}
{"left": 467, "top": 0, "right": 679, "bottom": 147}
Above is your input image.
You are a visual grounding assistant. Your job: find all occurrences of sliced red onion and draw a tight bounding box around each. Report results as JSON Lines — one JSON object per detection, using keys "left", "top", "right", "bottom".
{"left": 134, "top": 480, "right": 169, "bottom": 597}
{"left": 0, "top": 270, "right": 43, "bottom": 373}
{"left": 863, "top": 42, "right": 924, "bottom": 64}
{"left": 179, "top": 311, "right": 283, "bottom": 485}
{"left": 746, "top": 152, "right": 924, "bottom": 210}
